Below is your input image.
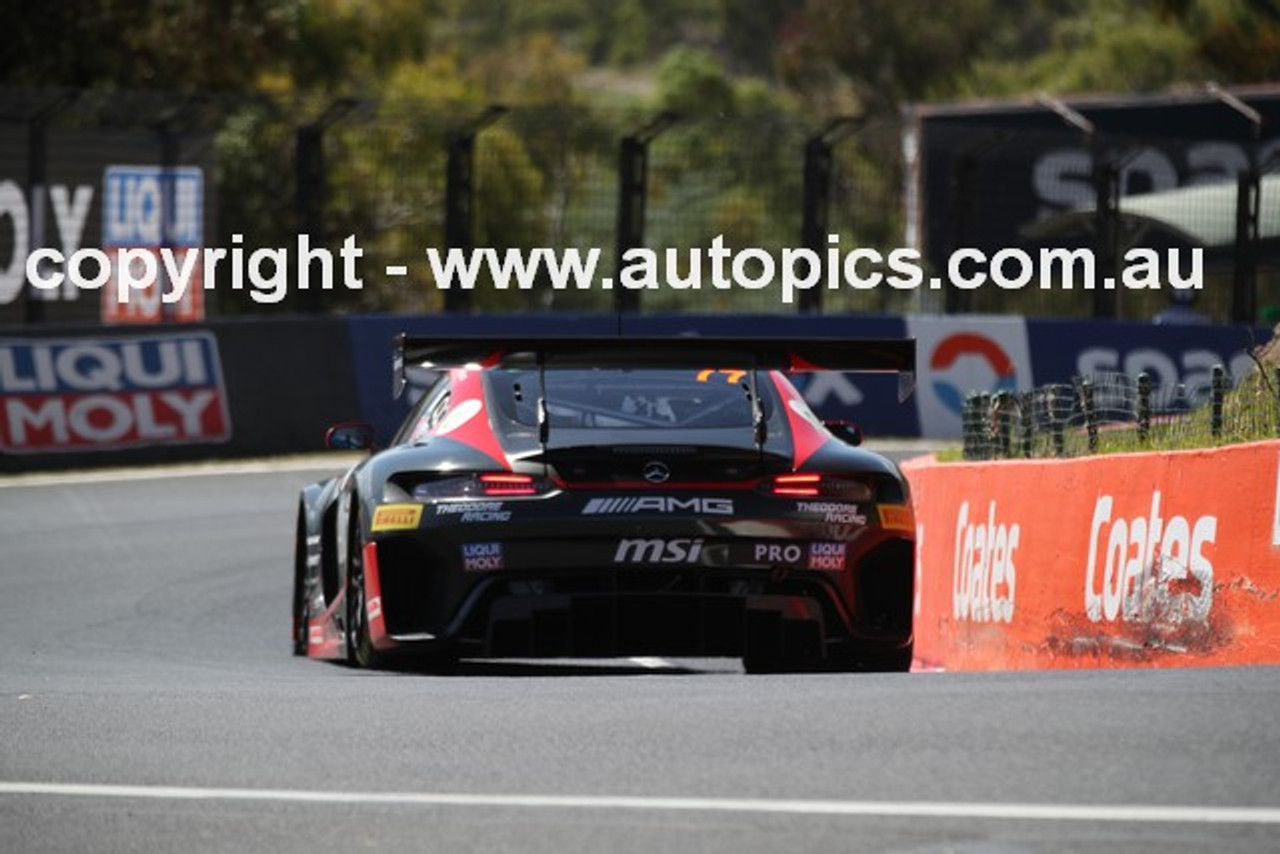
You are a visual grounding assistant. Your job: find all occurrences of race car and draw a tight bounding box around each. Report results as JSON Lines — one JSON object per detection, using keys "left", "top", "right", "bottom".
{"left": 293, "top": 334, "right": 917, "bottom": 672}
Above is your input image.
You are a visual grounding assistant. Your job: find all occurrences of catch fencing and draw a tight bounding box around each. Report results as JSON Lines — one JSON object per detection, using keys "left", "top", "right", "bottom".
{"left": 2, "top": 86, "right": 1279, "bottom": 325}
{"left": 959, "top": 362, "right": 1280, "bottom": 460}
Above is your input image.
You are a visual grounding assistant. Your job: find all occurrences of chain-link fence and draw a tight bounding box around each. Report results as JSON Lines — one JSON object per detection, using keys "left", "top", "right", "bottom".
{"left": 909, "top": 90, "right": 1280, "bottom": 324}
{"left": 2, "top": 85, "right": 1278, "bottom": 325}
{"left": 960, "top": 360, "right": 1280, "bottom": 460}
{"left": 0, "top": 86, "right": 909, "bottom": 322}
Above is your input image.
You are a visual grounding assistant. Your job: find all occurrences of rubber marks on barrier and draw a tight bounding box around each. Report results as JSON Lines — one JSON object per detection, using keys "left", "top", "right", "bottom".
{"left": 907, "top": 442, "right": 1280, "bottom": 670}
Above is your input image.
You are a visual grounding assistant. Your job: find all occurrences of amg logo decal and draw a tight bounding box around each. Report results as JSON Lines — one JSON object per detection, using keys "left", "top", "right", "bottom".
{"left": 583, "top": 497, "right": 733, "bottom": 515}
{"left": 613, "top": 538, "right": 704, "bottom": 564}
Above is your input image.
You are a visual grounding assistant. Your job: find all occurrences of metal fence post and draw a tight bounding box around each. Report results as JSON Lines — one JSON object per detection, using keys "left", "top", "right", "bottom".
{"left": 1091, "top": 154, "right": 1120, "bottom": 319}
{"left": 962, "top": 392, "right": 979, "bottom": 460}
{"left": 1048, "top": 386, "right": 1066, "bottom": 457}
{"left": 614, "top": 111, "right": 679, "bottom": 313}
{"left": 1207, "top": 83, "right": 1263, "bottom": 324}
{"left": 995, "top": 390, "right": 1013, "bottom": 458}
{"left": 1274, "top": 367, "right": 1280, "bottom": 439}
{"left": 295, "top": 98, "right": 357, "bottom": 314}
{"left": 22, "top": 91, "right": 77, "bottom": 324}
{"left": 1211, "top": 364, "right": 1227, "bottom": 438}
{"left": 1076, "top": 377, "right": 1098, "bottom": 454}
{"left": 443, "top": 105, "right": 507, "bottom": 314}
{"left": 1136, "top": 371, "right": 1151, "bottom": 444}
{"left": 1020, "top": 391, "right": 1033, "bottom": 458}
{"left": 976, "top": 392, "right": 992, "bottom": 460}
{"left": 800, "top": 117, "right": 861, "bottom": 315}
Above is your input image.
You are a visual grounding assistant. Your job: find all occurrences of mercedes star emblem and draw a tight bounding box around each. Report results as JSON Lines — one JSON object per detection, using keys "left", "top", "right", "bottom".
{"left": 642, "top": 461, "right": 671, "bottom": 483}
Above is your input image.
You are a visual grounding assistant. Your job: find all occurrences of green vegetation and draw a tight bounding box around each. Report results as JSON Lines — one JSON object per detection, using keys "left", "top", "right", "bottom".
{"left": 4, "top": 1, "right": 1278, "bottom": 314}
{"left": 10, "top": 1, "right": 1279, "bottom": 108}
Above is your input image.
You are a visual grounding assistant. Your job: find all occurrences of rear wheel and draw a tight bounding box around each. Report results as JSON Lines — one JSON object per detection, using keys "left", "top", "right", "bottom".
{"left": 292, "top": 507, "right": 308, "bottom": 656}
{"left": 742, "top": 618, "right": 824, "bottom": 674}
{"left": 345, "top": 508, "right": 383, "bottom": 669}
{"left": 829, "top": 640, "right": 914, "bottom": 673}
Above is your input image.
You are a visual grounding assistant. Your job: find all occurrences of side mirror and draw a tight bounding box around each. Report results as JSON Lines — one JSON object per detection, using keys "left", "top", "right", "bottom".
{"left": 824, "top": 420, "right": 862, "bottom": 447}
{"left": 325, "top": 421, "right": 376, "bottom": 451}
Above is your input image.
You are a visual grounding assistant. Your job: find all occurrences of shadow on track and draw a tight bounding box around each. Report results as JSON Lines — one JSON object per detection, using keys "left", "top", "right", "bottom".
{"left": 324, "top": 657, "right": 729, "bottom": 677}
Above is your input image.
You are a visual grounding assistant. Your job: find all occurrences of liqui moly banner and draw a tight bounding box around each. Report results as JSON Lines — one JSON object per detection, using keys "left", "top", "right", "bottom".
{"left": 100, "top": 165, "right": 206, "bottom": 324}
{"left": 0, "top": 332, "right": 231, "bottom": 453}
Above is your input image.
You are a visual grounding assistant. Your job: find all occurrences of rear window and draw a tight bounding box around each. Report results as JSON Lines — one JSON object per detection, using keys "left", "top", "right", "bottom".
{"left": 486, "top": 369, "right": 772, "bottom": 430}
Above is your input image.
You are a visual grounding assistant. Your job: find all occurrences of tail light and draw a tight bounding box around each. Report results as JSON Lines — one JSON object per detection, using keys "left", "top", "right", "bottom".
{"left": 476, "top": 473, "right": 540, "bottom": 496}
{"left": 764, "top": 473, "right": 877, "bottom": 501}
{"left": 769, "top": 473, "right": 822, "bottom": 497}
{"left": 401, "top": 472, "right": 557, "bottom": 501}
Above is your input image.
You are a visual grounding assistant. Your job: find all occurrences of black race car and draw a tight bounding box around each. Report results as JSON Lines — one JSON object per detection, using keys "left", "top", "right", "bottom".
{"left": 293, "top": 335, "right": 917, "bottom": 672}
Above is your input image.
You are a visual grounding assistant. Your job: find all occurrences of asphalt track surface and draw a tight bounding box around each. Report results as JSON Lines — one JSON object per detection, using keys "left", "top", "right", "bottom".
{"left": 2, "top": 455, "right": 1280, "bottom": 853}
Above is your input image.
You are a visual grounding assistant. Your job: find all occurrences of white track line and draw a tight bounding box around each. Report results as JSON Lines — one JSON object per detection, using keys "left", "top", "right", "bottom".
{"left": 627, "top": 657, "right": 678, "bottom": 669}
{"left": 0, "top": 455, "right": 360, "bottom": 488}
{"left": 1, "top": 783, "right": 1278, "bottom": 824}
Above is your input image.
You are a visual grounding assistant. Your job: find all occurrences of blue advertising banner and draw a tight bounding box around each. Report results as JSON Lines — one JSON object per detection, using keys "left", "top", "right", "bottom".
{"left": 0, "top": 331, "right": 230, "bottom": 453}
{"left": 1025, "top": 318, "right": 1268, "bottom": 406}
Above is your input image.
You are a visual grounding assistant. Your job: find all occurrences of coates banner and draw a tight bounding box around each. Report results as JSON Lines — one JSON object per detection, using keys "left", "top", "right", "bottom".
{"left": 0, "top": 332, "right": 231, "bottom": 453}
{"left": 907, "top": 315, "right": 1033, "bottom": 439}
{"left": 904, "top": 442, "right": 1280, "bottom": 671}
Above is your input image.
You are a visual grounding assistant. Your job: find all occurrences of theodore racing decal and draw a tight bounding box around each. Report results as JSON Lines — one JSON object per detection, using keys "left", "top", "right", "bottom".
{"left": 583, "top": 496, "right": 734, "bottom": 515}
{"left": 371, "top": 503, "right": 423, "bottom": 532}
{"left": 462, "top": 542, "right": 504, "bottom": 571}
{"left": 796, "top": 501, "right": 867, "bottom": 524}
{"left": 435, "top": 501, "right": 511, "bottom": 522}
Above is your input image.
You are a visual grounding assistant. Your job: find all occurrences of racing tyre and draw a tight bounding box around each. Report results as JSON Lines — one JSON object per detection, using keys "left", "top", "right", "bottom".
{"left": 345, "top": 507, "right": 383, "bottom": 669}
{"left": 835, "top": 640, "right": 914, "bottom": 673}
{"left": 292, "top": 507, "right": 308, "bottom": 656}
{"left": 742, "top": 618, "right": 824, "bottom": 674}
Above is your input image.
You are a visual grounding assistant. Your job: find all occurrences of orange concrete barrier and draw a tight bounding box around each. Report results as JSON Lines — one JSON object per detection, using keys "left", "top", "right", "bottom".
{"left": 902, "top": 440, "right": 1280, "bottom": 670}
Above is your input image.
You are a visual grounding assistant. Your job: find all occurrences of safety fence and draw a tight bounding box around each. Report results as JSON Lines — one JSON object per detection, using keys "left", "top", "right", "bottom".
{"left": 959, "top": 362, "right": 1280, "bottom": 460}
{"left": 2, "top": 86, "right": 1279, "bottom": 325}
{"left": 0, "top": 87, "right": 904, "bottom": 323}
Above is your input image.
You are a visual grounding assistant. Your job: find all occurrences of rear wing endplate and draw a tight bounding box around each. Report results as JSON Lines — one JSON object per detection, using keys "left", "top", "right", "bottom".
{"left": 392, "top": 334, "right": 916, "bottom": 402}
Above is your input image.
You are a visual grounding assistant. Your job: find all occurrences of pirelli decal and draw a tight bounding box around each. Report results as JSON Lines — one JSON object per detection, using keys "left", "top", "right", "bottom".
{"left": 878, "top": 504, "right": 914, "bottom": 533}
{"left": 371, "top": 503, "right": 423, "bottom": 532}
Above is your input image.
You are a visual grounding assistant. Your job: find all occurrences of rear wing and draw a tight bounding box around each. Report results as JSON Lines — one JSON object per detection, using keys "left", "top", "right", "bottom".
{"left": 392, "top": 334, "right": 916, "bottom": 402}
